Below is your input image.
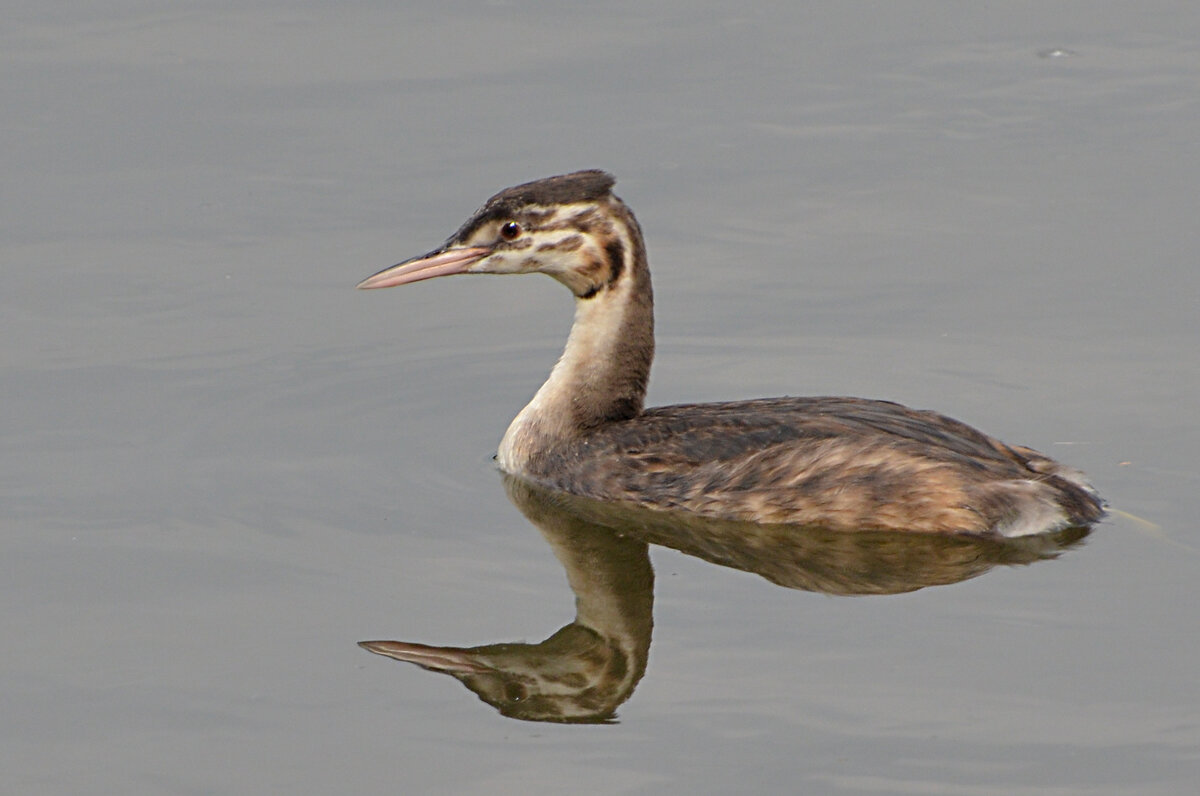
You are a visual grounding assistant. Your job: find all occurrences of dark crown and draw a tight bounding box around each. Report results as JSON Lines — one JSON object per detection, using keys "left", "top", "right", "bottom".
{"left": 449, "top": 170, "right": 616, "bottom": 244}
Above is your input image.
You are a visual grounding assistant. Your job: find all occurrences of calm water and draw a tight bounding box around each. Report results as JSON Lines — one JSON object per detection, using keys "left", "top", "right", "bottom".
{"left": 4, "top": 3, "right": 1198, "bottom": 793}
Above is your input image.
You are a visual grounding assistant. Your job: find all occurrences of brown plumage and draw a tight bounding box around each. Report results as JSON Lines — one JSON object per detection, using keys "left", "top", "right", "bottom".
{"left": 358, "top": 170, "right": 1104, "bottom": 536}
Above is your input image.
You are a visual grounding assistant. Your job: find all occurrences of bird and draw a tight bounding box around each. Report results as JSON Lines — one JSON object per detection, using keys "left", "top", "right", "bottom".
{"left": 358, "top": 170, "right": 1104, "bottom": 536}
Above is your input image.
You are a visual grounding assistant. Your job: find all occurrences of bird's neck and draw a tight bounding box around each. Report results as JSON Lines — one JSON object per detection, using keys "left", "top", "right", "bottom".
{"left": 498, "top": 259, "right": 653, "bottom": 474}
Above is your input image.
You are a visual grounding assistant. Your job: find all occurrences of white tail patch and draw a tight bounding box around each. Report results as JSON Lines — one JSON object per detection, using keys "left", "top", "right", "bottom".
{"left": 989, "top": 480, "right": 1072, "bottom": 537}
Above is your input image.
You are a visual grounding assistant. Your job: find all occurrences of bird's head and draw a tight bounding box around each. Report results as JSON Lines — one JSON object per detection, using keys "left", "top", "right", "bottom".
{"left": 357, "top": 170, "right": 641, "bottom": 300}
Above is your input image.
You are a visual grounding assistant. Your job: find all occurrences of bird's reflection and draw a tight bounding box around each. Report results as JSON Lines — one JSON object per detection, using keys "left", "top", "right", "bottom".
{"left": 360, "top": 474, "right": 1089, "bottom": 723}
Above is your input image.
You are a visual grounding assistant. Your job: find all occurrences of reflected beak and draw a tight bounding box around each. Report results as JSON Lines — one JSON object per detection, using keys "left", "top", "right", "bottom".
{"left": 358, "top": 640, "right": 493, "bottom": 674}
{"left": 356, "top": 246, "right": 492, "bottom": 290}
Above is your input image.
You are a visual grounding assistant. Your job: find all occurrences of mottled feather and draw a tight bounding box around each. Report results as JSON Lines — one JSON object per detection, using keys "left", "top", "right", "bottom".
{"left": 522, "top": 397, "right": 1103, "bottom": 534}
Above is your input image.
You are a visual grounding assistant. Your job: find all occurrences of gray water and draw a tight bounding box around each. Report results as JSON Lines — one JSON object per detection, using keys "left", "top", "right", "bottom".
{"left": 4, "top": 3, "right": 1198, "bottom": 793}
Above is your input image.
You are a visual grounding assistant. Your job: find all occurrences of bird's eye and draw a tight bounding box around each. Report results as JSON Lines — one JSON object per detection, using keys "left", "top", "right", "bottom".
{"left": 499, "top": 221, "right": 522, "bottom": 241}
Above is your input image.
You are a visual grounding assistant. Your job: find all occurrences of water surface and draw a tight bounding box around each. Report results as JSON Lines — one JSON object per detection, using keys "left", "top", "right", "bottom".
{"left": 4, "top": 3, "right": 1198, "bottom": 793}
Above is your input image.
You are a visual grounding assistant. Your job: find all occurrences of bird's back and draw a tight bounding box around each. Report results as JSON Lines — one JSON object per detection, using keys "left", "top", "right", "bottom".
{"left": 519, "top": 396, "right": 1104, "bottom": 536}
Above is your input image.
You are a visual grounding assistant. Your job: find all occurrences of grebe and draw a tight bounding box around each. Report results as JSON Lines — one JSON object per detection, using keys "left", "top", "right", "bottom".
{"left": 358, "top": 170, "right": 1104, "bottom": 536}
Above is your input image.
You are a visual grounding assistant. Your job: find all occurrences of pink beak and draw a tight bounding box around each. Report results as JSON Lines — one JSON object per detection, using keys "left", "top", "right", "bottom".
{"left": 356, "top": 246, "right": 491, "bottom": 290}
{"left": 358, "top": 640, "right": 493, "bottom": 674}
